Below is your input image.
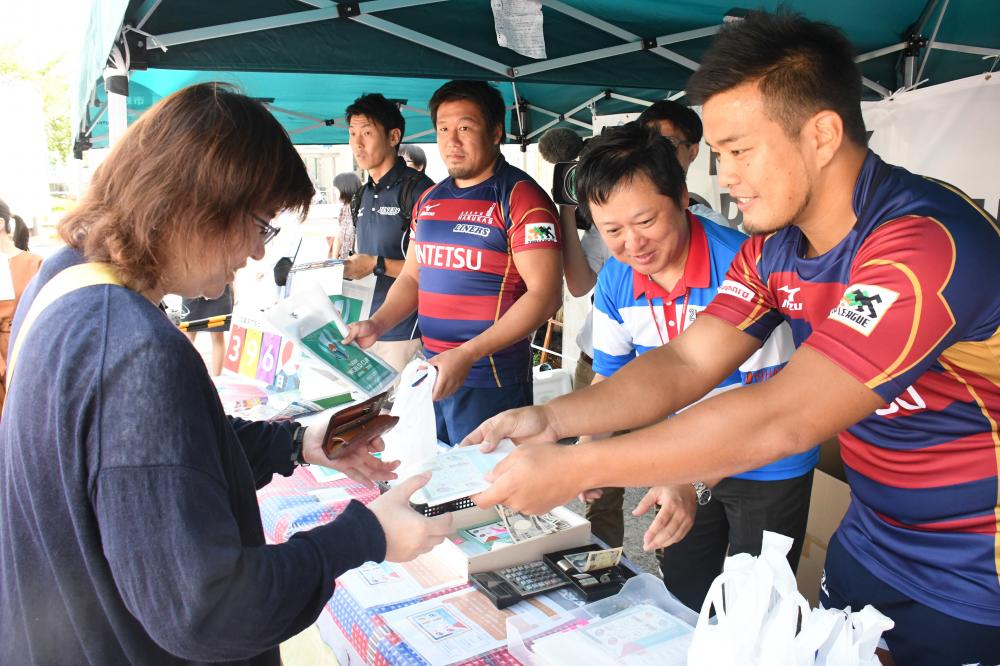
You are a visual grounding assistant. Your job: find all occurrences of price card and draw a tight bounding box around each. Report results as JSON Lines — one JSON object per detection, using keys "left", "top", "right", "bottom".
{"left": 223, "top": 324, "right": 246, "bottom": 373}
{"left": 255, "top": 332, "right": 281, "bottom": 384}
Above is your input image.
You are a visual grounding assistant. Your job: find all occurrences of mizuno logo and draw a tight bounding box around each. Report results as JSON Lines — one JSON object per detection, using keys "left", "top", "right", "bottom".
{"left": 420, "top": 203, "right": 441, "bottom": 217}
{"left": 778, "top": 285, "right": 803, "bottom": 311}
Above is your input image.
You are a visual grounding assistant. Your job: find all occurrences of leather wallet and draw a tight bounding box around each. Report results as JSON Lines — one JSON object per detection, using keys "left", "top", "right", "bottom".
{"left": 321, "top": 391, "right": 399, "bottom": 460}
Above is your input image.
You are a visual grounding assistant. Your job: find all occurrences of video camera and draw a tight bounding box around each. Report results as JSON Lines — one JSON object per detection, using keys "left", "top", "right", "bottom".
{"left": 538, "top": 128, "right": 588, "bottom": 228}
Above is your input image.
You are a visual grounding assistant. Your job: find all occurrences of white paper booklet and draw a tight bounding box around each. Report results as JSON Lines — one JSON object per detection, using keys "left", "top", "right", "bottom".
{"left": 380, "top": 586, "right": 573, "bottom": 664}
{"left": 409, "top": 439, "right": 516, "bottom": 507}
{"left": 337, "top": 555, "right": 467, "bottom": 609}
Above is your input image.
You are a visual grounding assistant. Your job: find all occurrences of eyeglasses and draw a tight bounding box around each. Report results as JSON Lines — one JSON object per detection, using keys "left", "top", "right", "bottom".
{"left": 252, "top": 214, "right": 281, "bottom": 245}
{"left": 662, "top": 136, "right": 695, "bottom": 149}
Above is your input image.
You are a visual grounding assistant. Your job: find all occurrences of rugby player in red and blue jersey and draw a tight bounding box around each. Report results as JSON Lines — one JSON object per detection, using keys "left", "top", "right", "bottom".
{"left": 469, "top": 13, "right": 1000, "bottom": 664}
{"left": 346, "top": 81, "right": 562, "bottom": 445}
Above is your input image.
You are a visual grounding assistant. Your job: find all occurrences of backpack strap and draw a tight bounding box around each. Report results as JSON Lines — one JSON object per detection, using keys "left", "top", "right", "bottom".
{"left": 350, "top": 185, "right": 365, "bottom": 228}
{"left": 5, "top": 263, "right": 123, "bottom": 405}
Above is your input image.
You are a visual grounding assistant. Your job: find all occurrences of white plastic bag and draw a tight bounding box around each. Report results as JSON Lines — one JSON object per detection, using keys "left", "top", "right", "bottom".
{"left": 688, "top": 531, "right": 894, "bottom": 666}
{"left": 815, "top": 605, "right": 894, "bottom": 666}
{"left": 689, "top": 532, "right": 799, "bottom": 665}
{"left": 381, "top": 359, "right": 439, "bottom": 482}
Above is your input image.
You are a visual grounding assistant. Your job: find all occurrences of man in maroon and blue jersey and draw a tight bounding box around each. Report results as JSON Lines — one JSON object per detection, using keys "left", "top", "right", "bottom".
{"left": 346, "top": 80, "right": 562, "bottom": 445}
{"left": 469, "top": 13, "right": 1000, "bottom": 665}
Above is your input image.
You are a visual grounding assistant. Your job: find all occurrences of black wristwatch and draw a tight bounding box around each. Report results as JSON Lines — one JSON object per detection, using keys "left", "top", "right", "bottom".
{"left": 373, "top": 255, "right": 386, "bottom": 277}
{"left": 290, "top": 424, "right": 309, "bottom": 467}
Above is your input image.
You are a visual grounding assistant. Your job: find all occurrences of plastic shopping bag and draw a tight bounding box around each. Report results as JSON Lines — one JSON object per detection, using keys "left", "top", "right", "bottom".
{"left": 381, "top": 359, "right": 439, "bottom": 482}
{"left": 815, "top": 605, "right": 894, "bottom": 666}
{"left": 688, "top": 530, "right": 894, "bottom": 666}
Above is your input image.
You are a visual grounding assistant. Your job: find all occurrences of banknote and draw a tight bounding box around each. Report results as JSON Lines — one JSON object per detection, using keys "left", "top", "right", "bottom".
{"left": 496, "top": 505, "right": 568, "bottom": 543}
{"left": 564, "top": 547, "right": 623, "bottom": 572}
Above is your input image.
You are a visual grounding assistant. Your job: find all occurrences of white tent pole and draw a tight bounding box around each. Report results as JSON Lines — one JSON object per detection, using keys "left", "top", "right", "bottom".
{"left": 151, "top": 0, "right": 446, "bottom": 49}
{"left": 134, "top": 0, "right": 164, "bottom": 30}
{"left": 103, "top": 43, "right": 129, "bottom": 147}
{"left": 915, "top": 0, "right": 951, "bottom": 86}
{"left": 931, "top": 42, "right": 1000, "bottom": 58}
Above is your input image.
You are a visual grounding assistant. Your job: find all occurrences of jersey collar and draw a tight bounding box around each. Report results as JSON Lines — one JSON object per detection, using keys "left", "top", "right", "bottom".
{"left": 632, "top": 211, "right": 710, "bottom": 301}
{"left": 366, "top": 156, "right": 409, "bottom": 191}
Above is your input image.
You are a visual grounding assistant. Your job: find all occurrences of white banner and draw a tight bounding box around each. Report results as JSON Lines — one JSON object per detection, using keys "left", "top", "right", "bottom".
{"left": 862, "top": 74, "right": 1000, "bottom": 220}
{"left": 681, "top": 73, "right": 1000, "bottom": 229}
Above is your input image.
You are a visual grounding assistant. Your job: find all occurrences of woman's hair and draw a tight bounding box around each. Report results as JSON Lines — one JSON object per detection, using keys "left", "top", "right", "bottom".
{"left": 0, "top": 198, "right": 30, "bottom": 251}
{"left": 11, "top": 215, "right": 29, "bottom": 251}
{"left": 333, "top": 171, "right": 362, "bottom": 204}
{"left": 59, "top": 82, "right": 314, "bottom": 293}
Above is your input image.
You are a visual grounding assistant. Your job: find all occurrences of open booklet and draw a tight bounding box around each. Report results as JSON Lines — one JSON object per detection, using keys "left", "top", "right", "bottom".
{"left": 406, "top": 439, "right": 516, "bottom": 507}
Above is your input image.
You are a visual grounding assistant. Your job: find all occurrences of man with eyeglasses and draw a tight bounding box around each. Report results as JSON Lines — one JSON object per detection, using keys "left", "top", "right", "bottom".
{"left": 637, "top": 101, "right": 730, "bottom": 229}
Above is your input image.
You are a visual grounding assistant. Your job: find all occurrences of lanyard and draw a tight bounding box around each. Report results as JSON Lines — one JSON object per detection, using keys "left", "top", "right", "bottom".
{"left": 647, "top": 287, "right": 690, "bottom": 346}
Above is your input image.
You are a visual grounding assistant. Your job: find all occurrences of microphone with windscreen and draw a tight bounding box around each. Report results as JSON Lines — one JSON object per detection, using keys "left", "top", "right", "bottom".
{"left": 538, "top": 128, "right": 584, "bottom": 164}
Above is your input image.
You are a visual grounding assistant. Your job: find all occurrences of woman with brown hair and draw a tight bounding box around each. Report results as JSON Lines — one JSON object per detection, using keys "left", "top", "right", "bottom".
{"left": 0, "top": 83, "right": 452, "bottom": 666}
{"left": 0, "top": 198, "right": 42, "bottom": 409}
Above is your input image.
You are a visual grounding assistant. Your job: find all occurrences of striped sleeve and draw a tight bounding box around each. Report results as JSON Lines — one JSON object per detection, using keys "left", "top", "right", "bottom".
{"left": 591, "top": 265, "right": 636, "bottom": 377}
{"left": 702, "top": 235, "right": 784, "bottom": 341}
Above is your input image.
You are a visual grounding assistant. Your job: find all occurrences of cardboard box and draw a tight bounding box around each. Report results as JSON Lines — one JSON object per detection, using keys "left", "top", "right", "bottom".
{"left": 796, "top": 438, "right": 851, "bottom": 606}
{"left": 432, "top": 505, "right": 591, "bottom": 576}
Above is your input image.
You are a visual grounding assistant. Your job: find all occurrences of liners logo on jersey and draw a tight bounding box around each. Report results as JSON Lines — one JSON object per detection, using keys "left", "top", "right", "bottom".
{"left": 778, "top": 285, "right": 803, "bottom": 311}
{"left": 420, "top": 203, "right": 441, "bottom": 217}
{"left": 718, "top": 279, "right": 754, "bottom": 302}
{"left": 415, "top": 243, "right": 483, "bottom": 271}
{"left": 376, "top": 206, "right": 401, "bottom": 216}
{"left": 829, "top": 283, "right": 899, "bottom": 336}
{"left": 453, "top": 223, "right": 492, "bottom": 238}
{"left": 457, "top": 203, "right": 496, "bottom": 225}
{"left": 525, "top": 222, "right": 556, "bottom": 244}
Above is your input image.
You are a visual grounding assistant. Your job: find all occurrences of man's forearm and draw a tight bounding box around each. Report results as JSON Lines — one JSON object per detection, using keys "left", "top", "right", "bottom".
{"left": 570, "top": 348, "right": 882, "bottom": 490}
{"left": 559, "top": 206, "right": 597, "bottom": 297}
{"left": 461, "top": 289, "right": 560, "bottom": 363}
{"left": 369, "top": 272, "right": 419, "bottom": 335}
{"left": 545, "top": 343, "right": 719, "bottom": 440}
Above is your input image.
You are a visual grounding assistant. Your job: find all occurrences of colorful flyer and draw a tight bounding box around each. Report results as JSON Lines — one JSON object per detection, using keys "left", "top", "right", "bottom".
{"left": 267, "top": 283, "right": 397, "bottom": 397}
{"left": 409, "top": 607, "right": 471, "bottom": 641}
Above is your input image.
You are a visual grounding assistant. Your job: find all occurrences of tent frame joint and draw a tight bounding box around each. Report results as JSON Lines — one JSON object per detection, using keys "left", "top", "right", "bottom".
{"left": 338, "top": 2, "right": 361, "bottom": 18}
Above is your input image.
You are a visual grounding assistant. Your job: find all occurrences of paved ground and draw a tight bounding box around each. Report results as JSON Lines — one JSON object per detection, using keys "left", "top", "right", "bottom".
{"left": 567, "top": 487, "right": 663, "bottom": 577}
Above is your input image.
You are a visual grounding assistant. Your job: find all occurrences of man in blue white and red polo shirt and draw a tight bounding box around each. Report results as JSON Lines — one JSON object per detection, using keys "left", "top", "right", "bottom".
{"left": 470, "top": 13, "right": 1000, "bottom": 665}
{"left": 346, "top": 80, "right": 562, "bottom": 445}
{"left": 580, "top": 122, "right": 807, "bottom": 611}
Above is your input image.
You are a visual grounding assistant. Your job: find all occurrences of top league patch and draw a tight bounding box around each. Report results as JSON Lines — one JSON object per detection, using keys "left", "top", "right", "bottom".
{"left": 828, "top": 283, "right": 899, "bottom": 336}
{"left": 525, "top": 222, "right": 557, "bottom": 243}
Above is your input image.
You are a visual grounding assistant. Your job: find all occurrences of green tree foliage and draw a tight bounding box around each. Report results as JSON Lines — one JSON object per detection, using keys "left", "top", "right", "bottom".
{"left": 0, "top": 44, "right": 71, "bottom": 165}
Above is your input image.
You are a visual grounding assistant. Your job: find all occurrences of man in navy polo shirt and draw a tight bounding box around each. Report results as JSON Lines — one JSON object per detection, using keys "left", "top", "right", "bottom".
{"left": 344, "top": 94, "right": 434, "bottom": 372}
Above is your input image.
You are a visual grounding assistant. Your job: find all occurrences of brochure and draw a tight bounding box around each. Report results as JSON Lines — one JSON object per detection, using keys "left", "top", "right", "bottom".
{"left": 409, "top": 439, "right": 516, "bottom": 507}
{"left": 266, "top": 283, "right": 397, "bottom": 397}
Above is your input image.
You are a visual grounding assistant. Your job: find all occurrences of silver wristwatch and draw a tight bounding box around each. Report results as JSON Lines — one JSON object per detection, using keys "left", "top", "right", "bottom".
{"left": 692, "top": 481, "right": 712, "bottom": 505}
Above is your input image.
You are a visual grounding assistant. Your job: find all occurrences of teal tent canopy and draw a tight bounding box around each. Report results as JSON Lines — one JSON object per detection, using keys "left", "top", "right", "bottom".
{"left": 75, "top": 0, "right": 1000, "bottom": 151}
